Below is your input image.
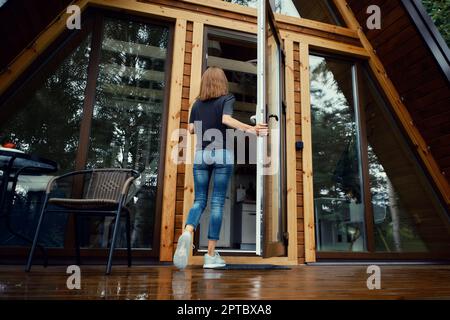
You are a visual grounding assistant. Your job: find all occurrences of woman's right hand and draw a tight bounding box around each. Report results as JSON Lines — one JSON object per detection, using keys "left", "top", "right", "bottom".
{"left": 253, "top": 123, "right": 269, "bottom": 136}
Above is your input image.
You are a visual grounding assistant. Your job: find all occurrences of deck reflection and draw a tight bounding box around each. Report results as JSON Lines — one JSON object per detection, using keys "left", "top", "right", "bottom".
{"left": 0, "top": 265, "right": 450, "bottom": 299}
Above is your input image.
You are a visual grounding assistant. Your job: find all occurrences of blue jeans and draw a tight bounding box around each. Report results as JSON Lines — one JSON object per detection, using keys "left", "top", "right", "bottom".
{"left": 185, "top": 149, "right": 233, "bottom": 240}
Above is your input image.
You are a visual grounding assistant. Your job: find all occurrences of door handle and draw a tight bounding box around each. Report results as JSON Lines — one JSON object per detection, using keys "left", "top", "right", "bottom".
{"left": 250, "top": 115, "right": 257, "bottom": 124}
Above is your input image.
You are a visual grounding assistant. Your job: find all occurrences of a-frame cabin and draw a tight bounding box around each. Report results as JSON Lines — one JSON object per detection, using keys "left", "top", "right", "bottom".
{"left": 0, "top": 0, "right": 449, "bottom": 266}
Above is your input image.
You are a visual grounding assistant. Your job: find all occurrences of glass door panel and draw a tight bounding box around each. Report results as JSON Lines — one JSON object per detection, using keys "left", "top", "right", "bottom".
{"left": 82, "top": 18, "right": 170, "bottom": 250}
{"left": 309, "top": 55, "right": 367, "bottom": 252}
{"left": 262, "top": 17, "right": 286, "bottom": 257}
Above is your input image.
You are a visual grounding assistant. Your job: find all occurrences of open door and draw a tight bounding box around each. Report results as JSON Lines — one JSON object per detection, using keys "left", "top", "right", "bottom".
{"left": 256, "top": 0, "right": 287, "bottom": 257}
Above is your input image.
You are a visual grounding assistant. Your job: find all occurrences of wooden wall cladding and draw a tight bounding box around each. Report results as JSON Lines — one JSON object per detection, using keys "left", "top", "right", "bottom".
{"left": 294, "top": 42, "right": 305, "bottom": 264}
{"left": 347, "top": 0, "right": 450, "bottom": 184}
{"left": 0, "top": 0, "right": 73, "bottom": 71}
{"left": 173, "top": 21, "right": 194, "bottom": 249}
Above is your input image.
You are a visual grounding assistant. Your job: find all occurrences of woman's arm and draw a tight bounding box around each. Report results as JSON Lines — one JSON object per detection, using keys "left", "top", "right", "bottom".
{"left": 222, "top": 115, "right": 268, "bottom": 136}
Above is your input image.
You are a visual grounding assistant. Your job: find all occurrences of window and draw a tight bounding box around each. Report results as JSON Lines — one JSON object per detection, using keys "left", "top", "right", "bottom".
{"left": 310, "top": 53, "right": 450, "bottom": 255}
{"left": 0, "top": 13, "right": 172, "bottom": 253}
{"left": 83, "top": 18, "right": 170, "bottom": 249}
{"left": 359, "top": 69, "right": 449, "bottom": 253}
{"left": 310, "top": 55, "right": 366, "bottom": 252}
{"left": 0, "top": 33, "right": 92, "bottom": 247}
{"left": 224, "top": 0, "right": 346, "bottom": 26}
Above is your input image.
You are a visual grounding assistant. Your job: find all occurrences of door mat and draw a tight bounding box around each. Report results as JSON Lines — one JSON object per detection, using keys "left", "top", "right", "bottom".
{"left": 214, "top": 264, "right": 291, "bottom": 270}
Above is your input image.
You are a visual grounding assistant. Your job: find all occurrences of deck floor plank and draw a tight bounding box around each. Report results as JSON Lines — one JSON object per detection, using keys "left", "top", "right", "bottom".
{"left": 0, "top": 265, "right": 449, "bottom": 300}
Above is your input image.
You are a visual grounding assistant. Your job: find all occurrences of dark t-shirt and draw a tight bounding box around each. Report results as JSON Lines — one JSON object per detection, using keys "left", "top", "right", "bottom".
{"left": 189, "top": 94, "right": 235, "bottom": 151}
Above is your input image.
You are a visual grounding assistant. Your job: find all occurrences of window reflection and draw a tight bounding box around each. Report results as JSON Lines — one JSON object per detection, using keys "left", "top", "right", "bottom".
{"left": 361, "top": 70, "right": 450, "bottom": 253}
{"left": 82, "top": 19, "right": 170, "bottom": 249}
{"left": 224, "top": 0, "right": 345, "bottom": 26}
{"left": 310, "top": 55, "right": 366, "bottom": 252}
{"left": 0, "top": 34, "right": 92, "bottom": 247}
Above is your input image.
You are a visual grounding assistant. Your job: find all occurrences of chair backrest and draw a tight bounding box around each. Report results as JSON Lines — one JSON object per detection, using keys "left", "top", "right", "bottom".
{"left": 84, "top": 169, "right": 136, "bottom": 201}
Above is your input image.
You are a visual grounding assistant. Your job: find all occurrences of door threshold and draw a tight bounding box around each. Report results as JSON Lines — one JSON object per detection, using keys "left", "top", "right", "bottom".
{"left": 308, "top": 261, "right": 450, "bottom": 266}
{"left": 197, "top": 249, "right": 257, "bottom": 254}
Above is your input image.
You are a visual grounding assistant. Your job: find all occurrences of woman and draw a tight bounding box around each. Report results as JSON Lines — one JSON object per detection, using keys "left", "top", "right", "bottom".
{"left": 173, "top": 66, "right": 268, "bottom": 269}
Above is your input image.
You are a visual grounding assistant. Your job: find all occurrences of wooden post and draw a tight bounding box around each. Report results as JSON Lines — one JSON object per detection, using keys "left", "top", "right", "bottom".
{"left": 159, "top": 19, "right": 187, "bottom": 261}
{"left": 182, "top": 21, "right": 204, "bottom": 264}
{"left": 284, "top": 39, "right": 299, "bottom": 262}
{"left": 299, "top": 42, "right": 316, "bottom": 263}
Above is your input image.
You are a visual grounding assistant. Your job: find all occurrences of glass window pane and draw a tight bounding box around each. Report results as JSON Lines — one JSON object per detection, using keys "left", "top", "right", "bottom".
{"left": 0, "top": 34, "right": 92, "bottom": 247}
{"left": 310, "top": 55, "right": 366, "bottom": 252}
{"left": 224, "top": 0, "right": 258, "bottom": 8}
{"left": 265, "top": 22, "right": 285, "bottom": 249}
{"left": 224, "top": 0, "right": 345, "bottom": 26}
{"left": 281, "top": 0, "right": 345, "bottom": 25}
{"left": 360, "top": 69, "right": 450, "bottom": 253}
{"left": 81, "top": 18, "right": 170, "bottom": 249}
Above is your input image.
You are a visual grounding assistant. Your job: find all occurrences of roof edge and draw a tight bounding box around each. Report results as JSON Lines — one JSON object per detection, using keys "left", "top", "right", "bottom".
{"left": 401, "top": 0, "right": 450, "bottom": 83}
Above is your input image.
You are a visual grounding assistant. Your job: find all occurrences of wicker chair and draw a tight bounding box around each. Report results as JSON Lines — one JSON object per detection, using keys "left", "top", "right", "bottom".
{"left": 25, "top": 168, "right": 140, "bottom": 275}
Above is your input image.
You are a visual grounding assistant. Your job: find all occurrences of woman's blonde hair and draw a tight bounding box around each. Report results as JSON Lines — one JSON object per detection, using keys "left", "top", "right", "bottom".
{"left": 197, "top": 66, "right": 229, "bottom": 101}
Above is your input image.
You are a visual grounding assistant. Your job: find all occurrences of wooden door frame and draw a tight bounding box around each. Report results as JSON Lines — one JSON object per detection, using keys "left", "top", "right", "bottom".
{"left": 263, "top": 2, "right": 288, "bottom": 257}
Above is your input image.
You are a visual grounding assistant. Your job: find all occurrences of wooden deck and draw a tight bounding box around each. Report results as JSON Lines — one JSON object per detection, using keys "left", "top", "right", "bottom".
{"left": 1, "top": 264, "right": 450, "bottom": 300}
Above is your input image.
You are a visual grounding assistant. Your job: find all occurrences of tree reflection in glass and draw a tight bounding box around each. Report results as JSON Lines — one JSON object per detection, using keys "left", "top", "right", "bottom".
{"left": 361, "top": 70, "right": 441, "bottom": 253}
{"left": 83, "top": 19, "right": 170, "bottom": 249}
{"left": 0, "top": 35, "right": 92, "bottom": 247}
{"left": 309, "top": 55, "right": 366, "bottom": 252}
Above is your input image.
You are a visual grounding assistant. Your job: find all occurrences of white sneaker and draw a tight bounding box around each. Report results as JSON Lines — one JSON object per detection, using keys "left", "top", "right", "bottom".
{"left": 173, "top": 231, "right": 192, "bottom": 269}
{"left": 203, "top": 252, "right": 226, "bottom": 269}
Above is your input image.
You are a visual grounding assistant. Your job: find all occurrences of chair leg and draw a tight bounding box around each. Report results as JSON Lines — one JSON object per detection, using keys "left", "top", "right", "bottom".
{"left": 125, "top": 211, "right": 132, "bottom": 267}
{"left": 74, "top": 214, "right": 81, "bottom": 266}
{"left": 25, "top": 195, "right": 49, "bottom": 272}
{"left": 106, "top": 205, "right": 122, "bottom": 275}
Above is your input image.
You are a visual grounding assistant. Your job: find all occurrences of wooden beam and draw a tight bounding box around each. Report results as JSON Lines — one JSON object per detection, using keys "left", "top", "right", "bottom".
{"left": 182, "top": 21, "right": 204, "bottom": 265}
{"left": 284, "top": 39, "right": 298, "bottom": 263}
{"left": 299, "top": 42, "right": 316, "bottom": 263}
{"left": 335, "top": 0, "right": 450, "bottom": 204}
{"left": 0, "top": 0, "right": 90, "bottom": 96}
{"left": 159, "top": 18, "right": 187, "bottom": 261}
{"left": 180, "top": 0, "right": 359, "bottom": 39}
{"left": 88, "top": 0, "right": 256, "bottom": 33}
{"left": 181, "top": 0, "right": 257, "bottom": 16}
{"left": 281, "top": 30, "right": 369, "bottom": 59}
{"left": 275, "top": 13, "right": 359, "bottom": 39}
{"left": 332, "top": 0, "right": 360, "bottom": 30}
